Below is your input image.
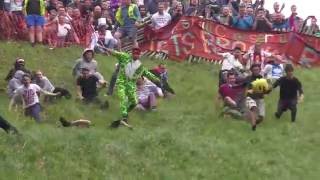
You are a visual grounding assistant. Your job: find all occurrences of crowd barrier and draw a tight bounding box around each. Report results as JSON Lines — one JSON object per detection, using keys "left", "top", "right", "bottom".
{"left": 1, "top": 13, "right": 319, "bottom": 66}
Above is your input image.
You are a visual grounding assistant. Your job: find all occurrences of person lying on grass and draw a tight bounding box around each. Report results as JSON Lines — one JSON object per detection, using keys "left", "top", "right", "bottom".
{"left": 135, "top": 76, "right": 162, "bottom": 111}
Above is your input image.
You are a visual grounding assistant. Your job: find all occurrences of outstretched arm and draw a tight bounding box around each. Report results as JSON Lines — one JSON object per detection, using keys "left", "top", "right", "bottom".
{"left": 40, "top": 89, "right": 60, "bottom": 96}
{"left": 104, "top": 49, "right": 131, "bottom": 65}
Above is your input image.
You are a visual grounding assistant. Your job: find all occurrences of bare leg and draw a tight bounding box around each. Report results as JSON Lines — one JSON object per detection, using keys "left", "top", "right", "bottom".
{"left": 35, "top": 26, "right": 43, "bottom": 44}
{"left": 29, "top": 26, "right": 35, "bottom": 45}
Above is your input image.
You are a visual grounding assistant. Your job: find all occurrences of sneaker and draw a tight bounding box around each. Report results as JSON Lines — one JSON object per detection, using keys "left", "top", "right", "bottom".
{"left": 252, "top": 125, "right": 257, "bottom": 131}
{"left": 110, "top": 120, "right": 121, "bottom": 128}
{"left": 120, "top": 119, "right": 133, "bottom": 129}
{"left": 59, "top": 117, "right": 71, "bottom": 127}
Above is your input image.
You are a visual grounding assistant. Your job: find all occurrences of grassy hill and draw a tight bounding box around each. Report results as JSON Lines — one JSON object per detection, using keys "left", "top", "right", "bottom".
{"left": 0, "top": 42, "right": 320, "bottom": 179}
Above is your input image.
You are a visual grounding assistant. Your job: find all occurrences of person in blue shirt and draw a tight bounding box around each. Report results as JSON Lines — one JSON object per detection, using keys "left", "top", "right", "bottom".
{"left": 232, "top": 3, "right": 253, "bottom": 30}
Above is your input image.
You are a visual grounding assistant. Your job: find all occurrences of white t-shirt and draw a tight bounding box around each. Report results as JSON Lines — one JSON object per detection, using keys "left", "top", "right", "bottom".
{"left": 220, "top": 53, "right": 243, "bottom": 71}
{"left": 151, "top": 12, "right": 172, "bottom": 30}
{"left": 57, "top": 23, "right": 71, "bottom": 37}
{"left": 14, "top": 84, "right": 41, "bottom": 108}
{"left": 263, "top": 64, "right": 284, "bottom": 80}
{"left": 10, "top": 0, "right": 23, "bottom": 11}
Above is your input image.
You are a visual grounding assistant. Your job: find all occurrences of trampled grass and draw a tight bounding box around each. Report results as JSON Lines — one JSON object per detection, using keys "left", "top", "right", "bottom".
{"left": 0, "top": 41, "right": 320, "bottom": 179}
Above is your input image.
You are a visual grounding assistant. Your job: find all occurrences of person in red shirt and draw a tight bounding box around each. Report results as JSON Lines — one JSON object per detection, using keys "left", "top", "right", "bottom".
{"left": 219, "top": 71, "right": 258, "bottom": 131}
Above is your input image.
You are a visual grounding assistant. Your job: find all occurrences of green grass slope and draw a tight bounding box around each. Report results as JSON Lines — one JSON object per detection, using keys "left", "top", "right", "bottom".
{"left": 0, "top": 42, "right": 320, "bottom": 180}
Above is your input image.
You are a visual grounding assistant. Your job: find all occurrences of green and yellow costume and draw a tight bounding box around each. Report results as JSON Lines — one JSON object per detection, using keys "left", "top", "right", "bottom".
{"left": 112, "top": 51, "right": 159, "bottom": 119}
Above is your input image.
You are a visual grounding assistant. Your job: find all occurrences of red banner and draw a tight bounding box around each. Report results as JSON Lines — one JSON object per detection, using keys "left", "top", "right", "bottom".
{"left": 141, "top": 16, "right": 320, "bottom": 66}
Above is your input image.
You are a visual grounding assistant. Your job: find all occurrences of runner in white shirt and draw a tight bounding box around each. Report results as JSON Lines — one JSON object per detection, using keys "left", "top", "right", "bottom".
{"left": 9, "top": 74, "right": 59, "bottom": 122}
{"left": 151, "top": 3, "right": 172, "bottom": 30}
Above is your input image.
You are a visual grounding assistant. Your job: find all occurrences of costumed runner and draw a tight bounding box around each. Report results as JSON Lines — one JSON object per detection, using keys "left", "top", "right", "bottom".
{"left": 105, "top": 47, "right": 160, "bottom": 128}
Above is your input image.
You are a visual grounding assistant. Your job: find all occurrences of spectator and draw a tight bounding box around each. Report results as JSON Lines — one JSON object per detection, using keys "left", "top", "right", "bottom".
{"left": 56, "top": 15, "right": 72, "bottom": 47}
{"left": 5, "top": 58, "right": 31, "bottom": 81}
{"left": 44, "top": 9, "right": 58, "bottom": 49}
{"left": 144, "top": 0, "right": 159, "bottom": 15}
{"left": 33, "top": 70, "right": 72, "bottom": 100}
{"left": 231, "top": 3, "right": 253, "bottom": 30}
{"left": 270, "top": 2, "right": 286, "bottom": 31}
{"left": 9, "top": 74, "right": 60, "bottom": 122}
{"left": 101, "top": 10, "right": 114, "bottom": 30}
{"left": 151, "top": 3, "right": 171, "bottom": 30}
{"left": 273, "top": 64, "right": 304, "bottom": 122}
{"left": 136, "top": 76, "right": 158, "bottom": 111}
{"left": 185, "top": 0, "right": 198, "bottom": 16}
{"left": 219, "top": 72, "right": 258, "bottom": 131}
{"left": 92, "top": 5, "right": 103, "bottom": 29}
{"left": 301, "top": 16, "right": 319, "bottom": 36}
{"left": 139, "top": 5, "right": 151, "bottom": 22}
{"left": 252, "top": 8, "right": 272, "bottom": 32}
{"left": 10, "top": 0, "right": 23, "bottom": 15}
{"left": 46, "top": 0, "right": 58, "bottom": 12}
{"left": 101, "top": 0, "right": 114, "bottom": 20}
{"left": 68, "top": 0, "right": 82, "bottom": 9}
{"left": 170, "top": 1, "right": 184, "bottom": 22}
{"left": 217, "top": 5, "right": 232, "bottom": 26}
{"left": 58, "top": 6, "right": 72, "bottom": 23}
{"left": 246, "top": 5, "right": 254, "bottom": 19}
{"left": 90, "top": 18, "right": 118, "bottom": 52}
{"left": 76, "top": 67, "right": 107, "bottom": 104}
{"left": 287, "top": 5, "right": 302, "bottom": 32}
{"left": 80, "top": 0, "right": 93, "bottom": 18}
{"left": 24, "top": 0, "right": 46, "bottom": 46}
{"left": 114, "top": 0, "right": 141, "bottom": 49}
{"left": 162, "top": 0, "right": 170, "bottom": 14}
{"left": 73, "top": 49, "right": 105, "bottom": 80}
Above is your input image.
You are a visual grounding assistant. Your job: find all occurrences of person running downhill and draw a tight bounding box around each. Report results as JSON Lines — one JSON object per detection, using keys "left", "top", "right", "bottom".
{"left": 105, "top": 47, "right": 160, "bottom": 128}
{"left": 273, "top": 64, "right": 304, "bottom": 122}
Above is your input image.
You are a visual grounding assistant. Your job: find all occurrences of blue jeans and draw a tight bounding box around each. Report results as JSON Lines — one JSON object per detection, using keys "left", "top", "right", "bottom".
{"left": 25, "top": 103, "right": 41, "bottom": 122}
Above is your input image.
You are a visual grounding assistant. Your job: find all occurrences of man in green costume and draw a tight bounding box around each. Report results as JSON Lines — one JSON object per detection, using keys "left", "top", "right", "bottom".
{"left": 106, "top": 48, "right": 160, "bottom": 128}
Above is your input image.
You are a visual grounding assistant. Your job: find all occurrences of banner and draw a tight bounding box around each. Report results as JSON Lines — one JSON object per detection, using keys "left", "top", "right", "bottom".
{"left": 141, "top": 16, "right": 320, "bottom": 66}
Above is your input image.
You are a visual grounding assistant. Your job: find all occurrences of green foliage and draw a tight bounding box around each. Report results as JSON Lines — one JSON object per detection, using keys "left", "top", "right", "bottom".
{"left": 0, "top": 42, "right": 320, "bottom": 179}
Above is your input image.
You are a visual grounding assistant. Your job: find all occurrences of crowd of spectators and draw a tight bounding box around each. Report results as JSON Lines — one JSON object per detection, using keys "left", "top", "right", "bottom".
{"left": 0, "top": 0, "right": 319, "bottom": 50}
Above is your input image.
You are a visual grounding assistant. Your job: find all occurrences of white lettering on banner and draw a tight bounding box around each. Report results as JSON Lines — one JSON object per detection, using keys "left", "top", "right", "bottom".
{"left": 171, "top": 35, "right": 181, "bottom": 56}
{"left": 181, "top": 32, "right": 195, "bottom": 54}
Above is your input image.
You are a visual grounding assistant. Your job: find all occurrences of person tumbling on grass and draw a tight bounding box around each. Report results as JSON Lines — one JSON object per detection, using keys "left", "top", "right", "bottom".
{"left": 273, "top": 64, "right": 304, "bottom": 122}
{"left": 104, "top": 47, "right": 160, "bottom": 129}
